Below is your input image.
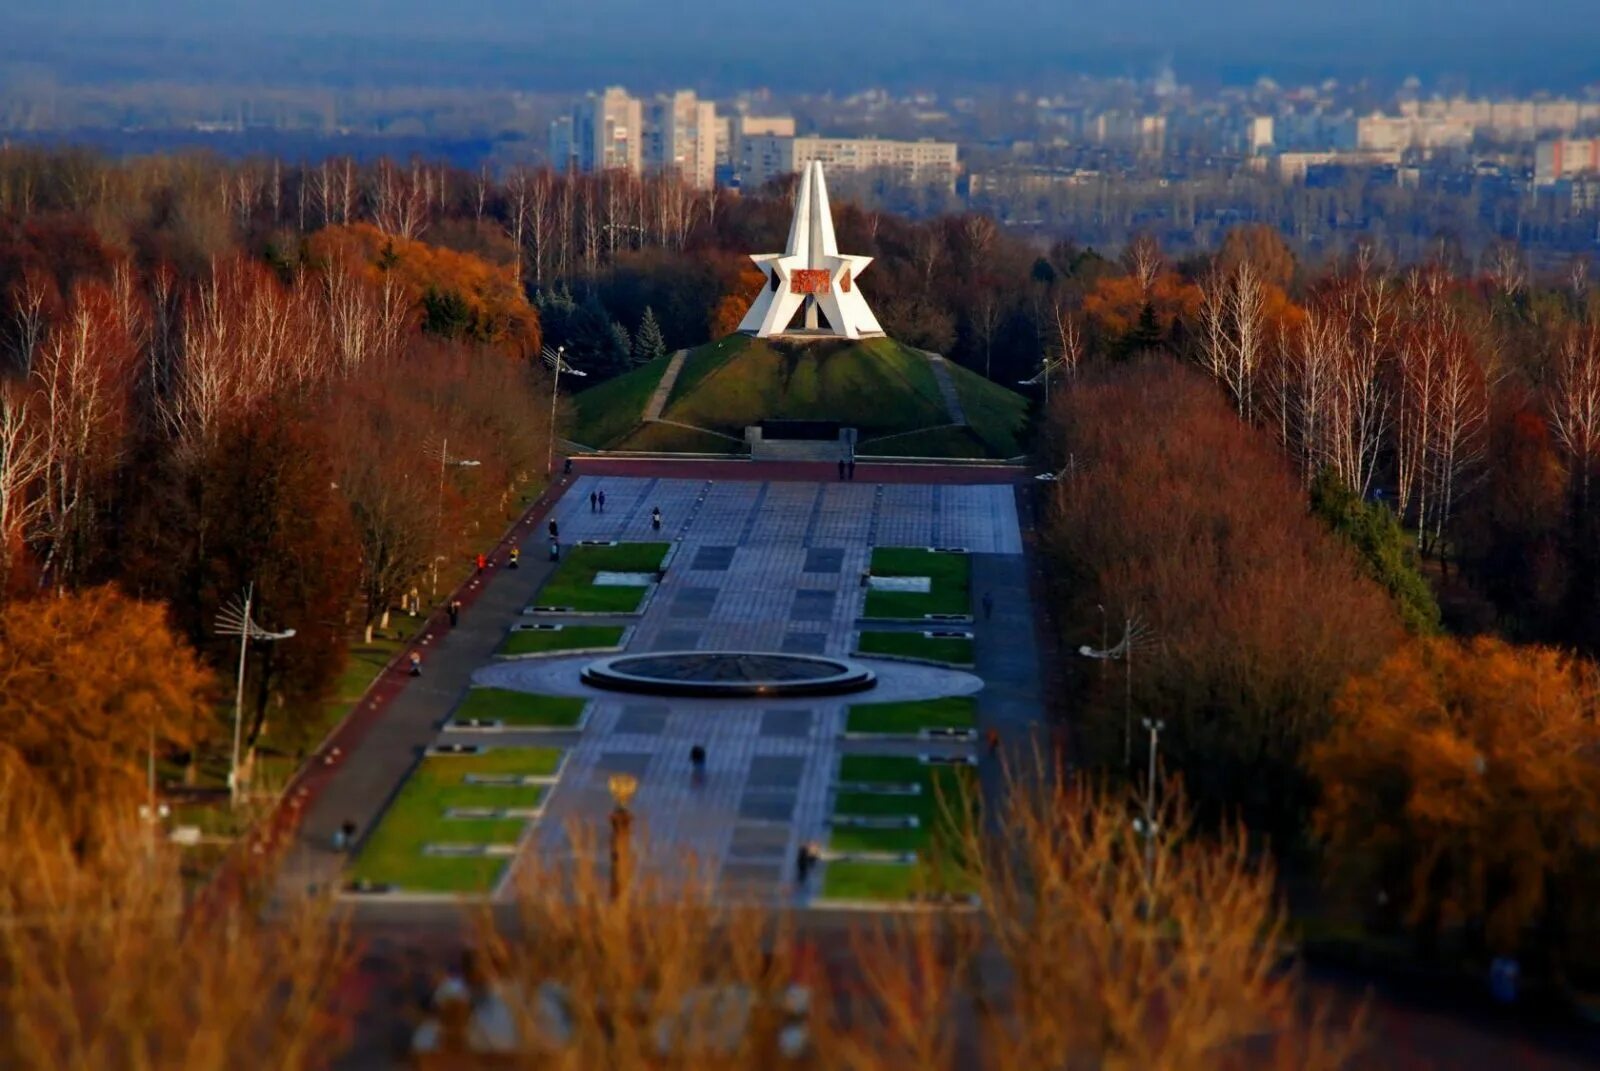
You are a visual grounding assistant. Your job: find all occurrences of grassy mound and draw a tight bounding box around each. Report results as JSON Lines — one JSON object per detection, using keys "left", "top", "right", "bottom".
{"left": 569, "top": 353, "right": 675, "bottom": 449}
{"left": 661, "top": 336, "right": 950, "bottom": 439}
{"left": 944, "top": 360, "right": 1031, "bottom": 458}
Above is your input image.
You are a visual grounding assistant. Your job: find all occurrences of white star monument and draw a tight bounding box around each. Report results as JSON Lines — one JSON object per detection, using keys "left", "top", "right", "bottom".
{"left": 738, "top": 160, "right": 885, "bottom": 340}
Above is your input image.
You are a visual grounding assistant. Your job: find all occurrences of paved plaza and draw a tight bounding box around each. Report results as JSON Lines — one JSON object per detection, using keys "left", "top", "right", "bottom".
{"left": 287, "top": 469, "right": 1043, "bottom": 908}
{"left": 459, "top": 476, "right": 1031, "bottom": 900}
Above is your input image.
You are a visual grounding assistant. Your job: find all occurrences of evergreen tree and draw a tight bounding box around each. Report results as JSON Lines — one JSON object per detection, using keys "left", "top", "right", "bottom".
{"left": 609, "top": 321, "right": 632, "bottom": 372}
{"left": 1310, "top": 468, "right": 1442, "bottom": 635}
{"left": 633, "top": 306, "right": 667, "bottom": 365}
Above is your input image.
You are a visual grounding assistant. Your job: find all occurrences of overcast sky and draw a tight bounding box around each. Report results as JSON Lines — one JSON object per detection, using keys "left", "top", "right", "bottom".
{"left": 2, "top": 0, "right": 1595, "bottom": 91}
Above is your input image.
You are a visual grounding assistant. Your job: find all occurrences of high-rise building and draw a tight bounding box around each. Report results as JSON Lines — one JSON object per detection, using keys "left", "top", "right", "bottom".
{"left": 740, "top": 134, "right": 959, "bottom": 191}
{"left": 551, "top": 86, "right": 643, "bottom": 174}
{"left": 644, "top": 91, "right": 718, "bottom": 189}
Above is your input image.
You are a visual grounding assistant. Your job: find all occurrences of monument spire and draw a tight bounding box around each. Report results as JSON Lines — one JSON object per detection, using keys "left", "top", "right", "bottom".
{"left": 737, "top": 161, "right": 884, "bottom": 340}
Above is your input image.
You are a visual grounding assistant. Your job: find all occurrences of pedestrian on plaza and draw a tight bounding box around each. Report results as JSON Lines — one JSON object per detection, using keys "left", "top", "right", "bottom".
{"left": 549, "top": 538, "right": 560, "bottom": 562}
{"left": 339, "top": 820, "right": 357, "bottom": 852}
{"left": 846, "top": 459, "right": 856, "bottom": 481}
{"left": 795, "top": 841, "right": 820, "bottom": 887}
{"left": 409, "top": 651, "right": 423, "bottom": 677}
{"left": 838, "top": 458, "right": 846, "bottom": 481}
{"left": 508, "top": 545, "right": 521, "bottom": 570}
{"left": 447, "top": 600, "right": 461, "bottom": 628}
{"left": 598, "top": 488, "right": 607, "bottom": 512}
{"left": 563, "top": 456, "right": 573, "bottom": 475}
{"left": 589, "top": 491, "right": 598, "bottom": 513}
{"left": 651, "top": 506, "right": 662, "bottom": 532}
{"left": 690, "top": 744, "right": 707, "bottom": 786}
{"left": 981, "top": 591, "right": 994, "bottom": 621}
{"left": 548, "top": 518, "right": 559, "bottom": 540}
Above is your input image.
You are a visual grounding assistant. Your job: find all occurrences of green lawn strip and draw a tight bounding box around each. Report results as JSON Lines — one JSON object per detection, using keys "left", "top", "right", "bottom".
{"left": 864, "top": 548, "right": 970, "bottom": 619}
{"left": 819, "top": 856, "right": 978, "bottom": 902}
{"left": 453, "top": 688, "right": 587, "bottom": 728}
{"left": 855, "top": 632, "right": 974, "bottom": 666}
{"left": 827, "top": 824, "right": 929, "bottom": 855}
{"left": 844, "top": 697, "right": 977, "bottom": 735}
{"left": 570, "top": 354, "right": 675, "bottom": 448}
{"left": 350, "top": 751, "right": 561, "bottom": 892}
{"left": 838, "top": 754, "right": 933, "bottom": 786}
{"left": 534, "top": 542, "right": 671, "bottom": 612}
{"left": 499, "top": 625, "right": 625, "bottom": 656}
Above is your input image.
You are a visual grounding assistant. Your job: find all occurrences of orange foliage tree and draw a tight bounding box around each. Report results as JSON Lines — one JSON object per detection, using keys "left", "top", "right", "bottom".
{"left": 708, "top": 266, "right": 766, "bottom": 339}
{"left": 1311, "top": 636, "right": 1600, "bottom": 962}
{"left": 1081, "top": 270, "right": 1200, "bottom": 343}
{"left": 0, "top": 586, "right": 216, "bottom": 837}
{"left": 308, "top": 223, "right": 540, "bottom": 356}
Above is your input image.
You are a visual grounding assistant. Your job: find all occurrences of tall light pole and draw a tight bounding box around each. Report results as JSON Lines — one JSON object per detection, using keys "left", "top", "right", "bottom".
{"left": 429, "top": 438, "right": 481, "bottom": 598}
{"left": 215, "top": 585, "right": 297, "bottom": 808}
{"left": 1018, "top": 355, "right": 1064, "bottom": 408}
{"left": 1139, "top": 717, "right": 1165, "bottom": 881}
{"left": 1077, "top": 614, "right": 1150, "bottom": 770}
{"left": 543, "top": 345, "right": 586, "bottom": 475}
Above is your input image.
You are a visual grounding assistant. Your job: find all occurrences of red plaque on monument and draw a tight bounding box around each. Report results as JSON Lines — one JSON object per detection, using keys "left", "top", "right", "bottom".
{"left": 790, "top": 269, "right": 831, "bottom": 294}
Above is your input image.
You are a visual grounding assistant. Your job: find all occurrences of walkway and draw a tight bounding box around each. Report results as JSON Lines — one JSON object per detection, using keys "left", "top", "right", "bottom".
{"left": 926, "top": 354, "right": 969, "bottom": 425}
{"left": 640, "top": 348, "right": 689, "bottom": 422}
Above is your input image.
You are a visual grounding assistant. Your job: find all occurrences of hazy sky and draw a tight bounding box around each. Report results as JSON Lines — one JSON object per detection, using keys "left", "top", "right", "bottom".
{"left": 3, "top": 0, "right": 1596, "bottom": 91}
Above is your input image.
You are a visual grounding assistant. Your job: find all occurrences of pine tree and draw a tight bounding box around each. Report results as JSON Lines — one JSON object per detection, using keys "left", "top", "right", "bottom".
{"left": 609, "top": 321, "right": 632, "bottom": 373}
{"left": 634, "top": 306, "right": 667, "bottom": 365}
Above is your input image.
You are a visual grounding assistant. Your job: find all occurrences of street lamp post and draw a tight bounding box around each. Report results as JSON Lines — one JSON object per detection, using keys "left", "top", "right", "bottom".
{"left": 1077, "top": 614, "right": 1149, "bottom": 770}
{"left": 430, "top": 439, "right": 482, "bottom": 598}
{"left": 215, "top": 584, "right": 297, "bottom": 808}
{"left": 607, "top": 772, "right": 638, "bottom": 901}
{"left": 1139, "top": 717, "right": 1165, "bottom": 880}
{"left": 543, "top": 346, "right": 587, "bottom": 475}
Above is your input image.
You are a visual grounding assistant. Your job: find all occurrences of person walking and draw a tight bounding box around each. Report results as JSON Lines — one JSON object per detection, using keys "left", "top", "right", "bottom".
{"left": 549, "top": 538, "right": 560, "bottom": 562}
{"left": 837, "top": 458, "right": 846, "bottom": 481}
{"left": 508, "top": 545, "right": 521, "bottom": 570}
{"left": 408, "top": 651, "right": 423, "bottom": 677}
{"left": 447, "top": 600, "right": 461, "bottom": 628}
{"left": 597, "top": 489, "right": 607, "bottom": 512}
{"left": 548, "top": 518, "right": 559, "bottom": 540}
{"left": 589, "top": 491, "right": 598, "bottom": 513}
{"left": 651, "top": 506, "right": 662, "bottom": 532}
{"left": 981, "top": 591, "right": 995, "bottom": 621}
{"left": 475, "top": 553, "right": 487, "bottom": 574}
{"left": 846, "top": 459, "right": 856, "bottom": 481}
{"left": 795, "top": 841, "right": 820, "bottom": 887}
{"left": 689, "top": 744, "right": 707, "bottom": 786}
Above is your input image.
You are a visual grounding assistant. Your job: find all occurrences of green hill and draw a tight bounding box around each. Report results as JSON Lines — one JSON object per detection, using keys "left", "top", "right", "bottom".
{"left": 570, "top": 334, "right": 1029, "bottom": 460}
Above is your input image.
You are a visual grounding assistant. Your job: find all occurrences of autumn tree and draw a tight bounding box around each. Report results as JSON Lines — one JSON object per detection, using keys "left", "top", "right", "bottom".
{"left": 0, "top": 586, "right": 215, "bottom": 839}
{"left": 193, "top": 406, "right": 359, "bottom": 753}
{"left": 1312, "top": 636, "right": 1600, "bottom": 974}
{"left": 1045, "top": 361, "right": 1401, "bottom": 835}
{"left": 708, "top": 266, "right": 765, "bottom": 339}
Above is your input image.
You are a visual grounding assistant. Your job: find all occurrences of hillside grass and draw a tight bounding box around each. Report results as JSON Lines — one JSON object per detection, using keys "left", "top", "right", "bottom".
{"left": 661, "top": 337, "right": 951, "bottom": 439}
{"left": 944, "top": 359, "right": 1031, "bottom": 458}
{"left": 570, "top": 353, "right": 676, "bottom": 449}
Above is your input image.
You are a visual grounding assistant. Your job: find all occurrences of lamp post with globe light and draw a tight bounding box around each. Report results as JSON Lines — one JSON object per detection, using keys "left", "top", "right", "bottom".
{"left": 608, "top": 772, "right": 638, "bottom": 901}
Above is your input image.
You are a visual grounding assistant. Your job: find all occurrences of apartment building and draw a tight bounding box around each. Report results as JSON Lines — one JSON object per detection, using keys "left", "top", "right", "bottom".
{"left": 644, "top": 90, "right": 718, "bottom": 188}
{"left": 550, "top": 86, "right": 644, "bottom": 173}
{"left": 1536, "top": 138, "right": 1600, "bottom": 186}
{"left": 740, "top": 134, "right": 959, "bottom": 190}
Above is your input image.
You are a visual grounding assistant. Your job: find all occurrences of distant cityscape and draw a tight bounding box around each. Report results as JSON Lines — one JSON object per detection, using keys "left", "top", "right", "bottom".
{"left": 7, "top": 70, "right": 1600, "bottom": 260}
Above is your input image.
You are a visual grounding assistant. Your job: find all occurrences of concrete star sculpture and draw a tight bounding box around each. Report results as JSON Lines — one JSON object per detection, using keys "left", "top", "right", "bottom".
{"left": 738, "top": 160, "right": 885, "bottom": 340}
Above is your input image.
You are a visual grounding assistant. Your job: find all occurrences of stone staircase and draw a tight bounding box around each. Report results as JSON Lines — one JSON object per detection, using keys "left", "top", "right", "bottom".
{"left": 642, "top": 349, "right": 690, "bottom": 422}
